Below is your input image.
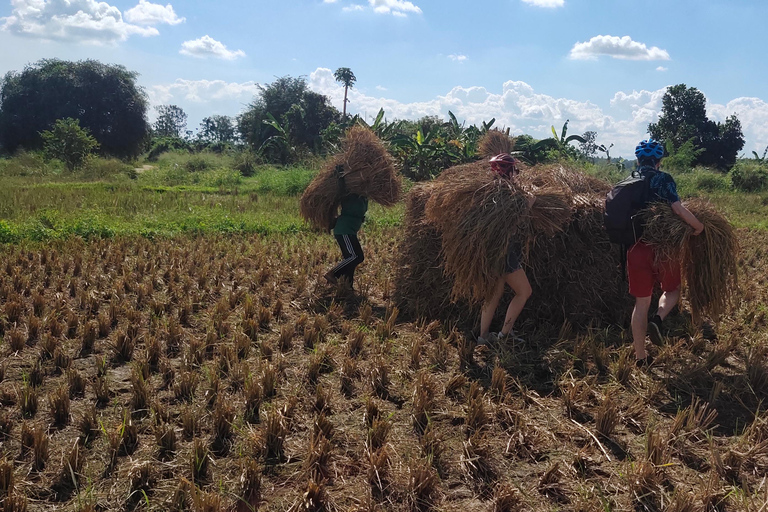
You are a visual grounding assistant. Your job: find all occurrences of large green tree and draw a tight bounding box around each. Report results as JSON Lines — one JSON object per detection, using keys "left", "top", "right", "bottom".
{"left": 648, "top": 84, "right": 744, "bottom": 170}
{"left": 153, "top": 105, "right": 188, "bottom": 139}
{"left": 237, "top": 76, "right": 340, "bottom": 162}
{"left": 0, "top": 59, "right": 149, "bottom": 158}
{"left": 198, "top": 115, "right": 236, "bottom": 145}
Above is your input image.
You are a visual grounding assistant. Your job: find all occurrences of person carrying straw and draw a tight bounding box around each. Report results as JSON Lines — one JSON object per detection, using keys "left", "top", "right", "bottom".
{"left": 324, "top": 164, "right": 368, "bottom": 290}
{"left": 625, "top": 139, "right": 703, "bottom": 366}
{"left": 477, "top": 154, "right": 534, "bottom": 347}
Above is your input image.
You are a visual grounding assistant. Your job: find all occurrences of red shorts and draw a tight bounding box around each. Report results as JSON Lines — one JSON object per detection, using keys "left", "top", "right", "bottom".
{"left": 627, "top": 242, "right": 681, "bottom": 298}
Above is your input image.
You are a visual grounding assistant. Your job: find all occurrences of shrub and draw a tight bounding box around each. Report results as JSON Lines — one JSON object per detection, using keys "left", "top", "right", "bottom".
{"left": 80, "top": 158, "right": 135, "bottom": 180}
{"left": 41, "top": 118, "right": 100, "bottom": 171}
{"left": 147, "top": 137, "right": 191, "bottom": 161}
{"left": 200, "top": 168, "right": 242, "bottom": 188}
{"left": 663, "top": 139, "right": 703, "bottom": 173}
{"left": 0, "top": 151, "right": 59, "bottom": 177}
{"left": 730, "top": 161, "right": 768, "bottom": 192}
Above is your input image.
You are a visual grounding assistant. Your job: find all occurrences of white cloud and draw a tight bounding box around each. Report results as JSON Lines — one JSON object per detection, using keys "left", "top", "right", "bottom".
{"left": 656, "top": 66, "right": 668, "bottom": 72}
{"left": 180, "top": 35, "right": 246, "bottom": 60}
{"left": 323, "top": 0, "right": 338, "bottom": 3}
{"left": 709, "top": 97, "right": 768, "bottom": 153}
{"left": 376, "top": 85, "right": 388, "bottom": 91}
{"left": 570, "top": 35, "right": 670, "bottom": 61}
{"left": 368, "top": 0, "right": 422, "bottom": 16}
{"left": 448, "top": 54, "right": 468, "bottom": 62}
{"left": 342, "top": 4, "right": 364, "bottom": 10}
{"left": 521, "top": 0, "right": 564, "bottom": 7}
{"left": 149, "top": 79, "right": 259, "bottom": 105}
{"left": 1, "top": 0, "right": 160, "bottom": 43}
{"left": 124, "top": 0, "right": 184, "bottom": 26}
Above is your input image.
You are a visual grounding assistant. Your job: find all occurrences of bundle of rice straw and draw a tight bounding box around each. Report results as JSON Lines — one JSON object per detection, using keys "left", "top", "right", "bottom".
{"left": 300, "top": 126, "right": 402, "bottom": 231}
{"left": 477, "top": 130, "right": 515, "bottom": 159}
{"left": 641, "top": 199, "right": 739, "bottom": 321}
{"left": 425, "top": 163, "right": 529, "bottom": 303}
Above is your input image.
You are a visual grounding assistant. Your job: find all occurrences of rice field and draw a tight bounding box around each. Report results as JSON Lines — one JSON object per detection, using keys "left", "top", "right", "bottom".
{"left": 1, "top": 167, "right": 768, "bottom": 511}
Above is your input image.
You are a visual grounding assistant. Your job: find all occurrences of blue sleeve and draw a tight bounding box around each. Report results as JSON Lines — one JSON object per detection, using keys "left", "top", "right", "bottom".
{"left": 652, "top": 173, "right": 680, "bottom": 204}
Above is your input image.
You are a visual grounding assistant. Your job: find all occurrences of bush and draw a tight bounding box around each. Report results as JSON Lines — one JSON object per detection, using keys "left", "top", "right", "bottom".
{"left": 41, "top": 118, "right": 100, "bottom": 171}
{"left": 0, "top": 151, "right": 60, "bottom": 177}
{"left": 233, "top": 150, "right": 262, "bottom": 177}
{"left": 147, "top": 137, "right": 192, "bottom": 161}
{"left": 730, "top": 161, "right": 768, "bottom": 192}
{"left": 81, "top": 158, "right": 136, "bottom": 180}
{"left": 663, "top": 139, "right": 703, "bottom": 173}
{"left": 693, "top": 171, "right": 730, "bottom": 192}
{"left": 200, "top": 169, "right": 242, "bottom": 188}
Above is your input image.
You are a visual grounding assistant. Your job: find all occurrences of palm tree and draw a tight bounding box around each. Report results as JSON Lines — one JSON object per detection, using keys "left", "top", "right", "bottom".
{"left": 334, "top": 67, "right": 357, "bottom": 118}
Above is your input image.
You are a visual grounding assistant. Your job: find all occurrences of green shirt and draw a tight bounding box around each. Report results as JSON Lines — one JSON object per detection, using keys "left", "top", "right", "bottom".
{"left": 333, "top": 194, "right": 368, "bottom": 235}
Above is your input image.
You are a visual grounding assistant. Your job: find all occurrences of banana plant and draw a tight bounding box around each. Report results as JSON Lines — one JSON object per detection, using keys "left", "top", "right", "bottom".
{"left": 390, "top": 126, "right": 460, "bottom": 180}
{"left": 752, "top": 146, "right": 768, "bottom": 162}
{"left": 353, "top": 108, "right": 403, "bottom": 141}
{"left": 550, "top": 119, "right": 586, "bottom": 156}
{"left": 258, "top": 112, "right": 292, "bottom": 162}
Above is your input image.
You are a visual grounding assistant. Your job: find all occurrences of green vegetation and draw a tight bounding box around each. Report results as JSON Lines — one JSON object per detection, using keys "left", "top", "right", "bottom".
{"left": 0, "top": 151, "right": 407, "bottom": 242}
{"left": 1, "top": 148, "right": 767, "bottom": 245}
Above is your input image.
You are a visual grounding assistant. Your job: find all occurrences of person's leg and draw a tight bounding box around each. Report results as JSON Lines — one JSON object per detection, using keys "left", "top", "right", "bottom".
{"left": 631, "top": 296, "right": 652, "bottom": 360}
{"left": 627, "top": 243, "right": 656, "bottom": 360}
{"left": 328, "top": 234, "right": 361, "bottom": 284}
{"left": 339, "top": 234, "right": 364, "bottom": 285}
{"left": 499, "top": 269, "right": 532, "bottom": 336}
{"left": 480, "top": 276, "right": 506, "bottom": 339}
{"left": 656, "top": 256, "right": 682, "bottom": 321}
{"left": 657, "top": 287, "right": 680, "bottom": 320}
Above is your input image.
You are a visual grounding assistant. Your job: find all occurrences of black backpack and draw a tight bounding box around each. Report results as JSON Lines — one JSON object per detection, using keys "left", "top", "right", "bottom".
{"left": 604, "top": 168, "right": 657, "bottom": 246}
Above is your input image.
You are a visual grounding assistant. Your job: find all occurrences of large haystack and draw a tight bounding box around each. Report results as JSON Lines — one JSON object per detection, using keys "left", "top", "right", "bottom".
{"left": 300, "top": 126, "right": 402, "bottom": 231}
{"left": 642, "top": 199, "right": 739, "bottom": 321}
{"left": 395, "top": 163, "right": 632, "bottom": 330}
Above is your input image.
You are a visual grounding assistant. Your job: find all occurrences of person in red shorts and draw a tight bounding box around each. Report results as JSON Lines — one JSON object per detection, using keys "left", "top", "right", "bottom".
{"left": 629, "top": 139, "right": 704, "bottom": 366}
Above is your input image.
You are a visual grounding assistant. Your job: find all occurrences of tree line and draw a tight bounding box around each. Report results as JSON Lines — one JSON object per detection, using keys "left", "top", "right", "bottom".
{"left": 0, "top": 59, "right": 749, "bottom": 179}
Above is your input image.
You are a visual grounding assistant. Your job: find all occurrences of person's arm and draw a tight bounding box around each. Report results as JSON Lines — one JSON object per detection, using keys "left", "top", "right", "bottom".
{"left": 671, "top": 201, "right": 704, "bottom": 235}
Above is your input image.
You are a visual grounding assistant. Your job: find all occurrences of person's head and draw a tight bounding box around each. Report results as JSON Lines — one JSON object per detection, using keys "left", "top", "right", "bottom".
{"left": 490, "top": 153, "right": 519, "bottom": 178}
{"left": 635, "top": 139, "right": 664, "bottom": 168}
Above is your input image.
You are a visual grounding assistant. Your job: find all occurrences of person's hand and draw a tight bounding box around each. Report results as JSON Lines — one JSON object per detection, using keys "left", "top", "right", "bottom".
{"left": 692, "top": 222, "right": 704, "bottom": 236}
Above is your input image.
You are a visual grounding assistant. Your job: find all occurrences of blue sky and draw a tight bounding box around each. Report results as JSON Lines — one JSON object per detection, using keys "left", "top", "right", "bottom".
{"left": 1, "top": 0, "right": 766, "bottom": 157}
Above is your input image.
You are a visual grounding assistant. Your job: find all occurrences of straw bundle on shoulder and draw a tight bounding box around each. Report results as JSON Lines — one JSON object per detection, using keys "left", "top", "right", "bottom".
{"left": 642, "top": 199, "right": 739, "bottom": 321}
{"left": 299, "top": 126, "right": 402, "bottom": 231}
{"left": 425, "top": 168, "right": 529, "bottom": 303}
{"left": 340, "top": 126, "right": 402, "bottom": 206}
{"left": 478, "top": 130, "right": 515, "bottom": 159}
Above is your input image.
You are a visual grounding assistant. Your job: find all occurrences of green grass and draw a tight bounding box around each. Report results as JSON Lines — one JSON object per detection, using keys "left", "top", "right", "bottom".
{"left": 0, "top": 155, "right": 403, "bottom": 242}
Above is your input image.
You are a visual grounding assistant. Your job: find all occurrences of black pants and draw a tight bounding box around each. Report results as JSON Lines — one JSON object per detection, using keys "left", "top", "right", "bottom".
{"left": 331, "top": 234, "right": 364, "bottom": 284}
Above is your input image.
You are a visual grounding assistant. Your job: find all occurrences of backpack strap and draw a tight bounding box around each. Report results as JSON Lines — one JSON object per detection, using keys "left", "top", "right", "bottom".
{"left": 334, "top": 164, "right": 347, "bottom": 196}
{"left": 620, "top": 244, "right": 628, "bottom": 283}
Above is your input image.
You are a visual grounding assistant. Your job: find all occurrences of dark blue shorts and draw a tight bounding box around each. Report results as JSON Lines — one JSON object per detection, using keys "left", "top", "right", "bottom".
{"left": 505, "top": 240, "right": 522, "bottom": 273}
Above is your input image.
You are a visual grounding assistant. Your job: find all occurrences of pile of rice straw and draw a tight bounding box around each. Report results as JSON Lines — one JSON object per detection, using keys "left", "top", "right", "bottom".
{"left": 300, "top": 126, "right": 402, "bottom": 231}
{"left": 395, "top": 163, "right": 633, "bottom": 330}
{"left": 641, "top": 199, "right": 739, "bottom": 321}
{"left": 478, "top": 130, "right": 515, "bottom": 159}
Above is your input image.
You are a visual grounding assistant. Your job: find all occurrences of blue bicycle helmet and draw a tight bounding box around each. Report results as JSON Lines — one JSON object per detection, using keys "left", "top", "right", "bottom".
{"left": 635, "top": 139, "right": 664, "bottom": 161}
